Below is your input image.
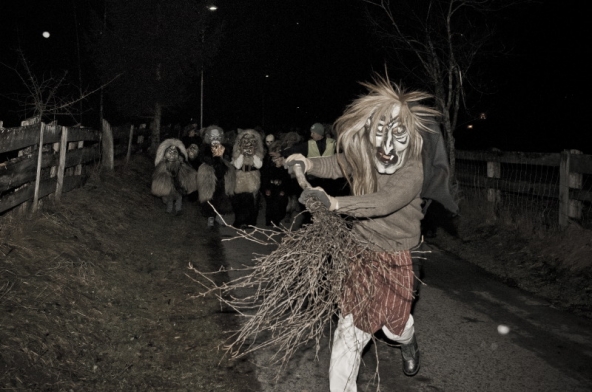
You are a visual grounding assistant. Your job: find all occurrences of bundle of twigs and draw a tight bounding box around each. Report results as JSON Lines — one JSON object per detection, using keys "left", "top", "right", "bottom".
{"left": 188, "top": 167, "right": 421, "bottom": 374}
{"left": 189, "top": 198, "right": 368, "bottom": 366}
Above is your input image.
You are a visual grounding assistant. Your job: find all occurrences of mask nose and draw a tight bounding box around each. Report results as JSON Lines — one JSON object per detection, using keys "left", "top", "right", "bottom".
{"left": 382, "top": 131, "right": 394, "bottom": 155}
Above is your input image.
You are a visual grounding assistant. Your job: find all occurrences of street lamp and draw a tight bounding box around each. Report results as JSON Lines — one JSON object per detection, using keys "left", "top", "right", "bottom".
{"left": 200, "top": 4, "right": 217, "bottom": 130}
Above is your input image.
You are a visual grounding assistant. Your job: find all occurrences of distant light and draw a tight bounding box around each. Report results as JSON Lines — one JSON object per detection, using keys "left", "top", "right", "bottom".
{"left": 207, "top": 5, "right": 217, "bottom": 11}
{"left": 480, "top": 113, "right": 487, "bottom": 120}
{"left": 467, "top": 124, "right": 473, "bottom": 129}
{"left": 265, "top": 75, "right": 269, "bottom": 78}
{"left": 42, "top": 31, "right": 50, "bottom": 38}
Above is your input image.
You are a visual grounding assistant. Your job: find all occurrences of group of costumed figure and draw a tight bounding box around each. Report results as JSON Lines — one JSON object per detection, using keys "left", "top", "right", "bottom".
{"left": 151, "top": 72, "right": 459, "bottom": 391}
{"left": 150, "top": 124, "right": 271, "bottom": 230}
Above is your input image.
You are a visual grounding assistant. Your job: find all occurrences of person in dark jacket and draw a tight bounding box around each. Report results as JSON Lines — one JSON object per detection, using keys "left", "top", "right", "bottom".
{"left": 261, "top": 140, "right": 292, "bottom": 227}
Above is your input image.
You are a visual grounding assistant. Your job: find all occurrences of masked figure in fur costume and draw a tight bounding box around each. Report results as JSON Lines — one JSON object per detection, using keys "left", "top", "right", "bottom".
{"left": 151, "top": 139, "right": 198, "bottom": 215}
{"left": 230, "top": 128, "right": 264, "bottom": 229}
{"left": 197, "top": 125, "right": 235, "bottom": 228}
{"left": 286, "top": 75, "right": 457, "bottom": 391}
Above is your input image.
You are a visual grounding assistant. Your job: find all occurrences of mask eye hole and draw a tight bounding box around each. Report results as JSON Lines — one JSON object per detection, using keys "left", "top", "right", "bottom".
{"left": 387, "top": 118, "right": 406, "bottom": 137}
{"left": 376, "top": 121, "right": 385, "bottom": 136}
{"left": 393, "top": 125, "right": 406, "bottom": 136}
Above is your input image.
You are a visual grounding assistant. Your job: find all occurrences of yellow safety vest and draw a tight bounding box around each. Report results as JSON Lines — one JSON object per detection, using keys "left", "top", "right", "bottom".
{"left": 308, "top": 138, "right": 336, "bottom": 158}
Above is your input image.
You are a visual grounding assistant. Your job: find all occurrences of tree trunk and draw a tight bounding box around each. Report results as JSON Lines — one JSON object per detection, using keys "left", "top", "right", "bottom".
{"left": 438, "top": 106, "right": 456, "bottom": 184}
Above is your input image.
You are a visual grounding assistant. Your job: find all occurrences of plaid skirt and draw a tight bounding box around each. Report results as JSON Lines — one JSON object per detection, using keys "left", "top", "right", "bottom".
{"left": 341, "top": 249, "right": 415, "bottom": 335}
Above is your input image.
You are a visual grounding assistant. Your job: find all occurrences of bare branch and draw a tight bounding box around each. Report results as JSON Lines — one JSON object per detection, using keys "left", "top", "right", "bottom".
{"left": 1, "top": 49, "right": 121, "bottom": 124}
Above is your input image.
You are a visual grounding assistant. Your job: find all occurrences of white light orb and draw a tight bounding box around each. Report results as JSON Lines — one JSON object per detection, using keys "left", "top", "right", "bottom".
{"left": 42, "top": 31, "right": 50, "bottom": 38}
{"left": 497, "top": 324, "right": 510, "bottom": 335}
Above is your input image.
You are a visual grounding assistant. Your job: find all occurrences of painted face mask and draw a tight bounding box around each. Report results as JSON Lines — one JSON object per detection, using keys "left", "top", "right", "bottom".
{"left": 187, "top": 144, "right": 199, "bottom": 160}
{"left": 206, "top": 128, "right": 223, "bottom": 147}
{"left": 164, "top": 145, "right": 180, "bottom": 162}
{"left": 265, "top": 134, "right": 275, "bottom": 147}
{"left": 239, "top": 133, "right": 257, "bottom": 156}
{"left": 371, "top": 106, "right": 410, "bottom": 174}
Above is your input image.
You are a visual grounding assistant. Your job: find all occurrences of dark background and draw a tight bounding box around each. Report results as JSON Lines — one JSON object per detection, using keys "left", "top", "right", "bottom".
{"left": 0, "top": 0, "right": 588, "bottom": 153}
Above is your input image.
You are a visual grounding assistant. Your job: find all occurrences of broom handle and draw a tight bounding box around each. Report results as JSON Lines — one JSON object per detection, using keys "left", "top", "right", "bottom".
{"left": 293, "top": 164, "right": 312, "bottom": 190}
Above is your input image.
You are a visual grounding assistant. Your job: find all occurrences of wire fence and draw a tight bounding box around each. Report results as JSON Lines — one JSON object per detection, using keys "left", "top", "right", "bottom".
{"left": 455, "top": 150, "right": 592, "bottom": 230}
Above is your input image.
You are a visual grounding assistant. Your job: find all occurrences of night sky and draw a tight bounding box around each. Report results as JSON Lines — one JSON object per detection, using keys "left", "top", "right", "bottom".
{"left": 0, "top": 0, "right": 589, "bottom": 153}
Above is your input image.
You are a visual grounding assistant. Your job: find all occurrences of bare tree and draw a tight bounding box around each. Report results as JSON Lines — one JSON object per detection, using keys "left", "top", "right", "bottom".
{"left": 1, "top": 50, "right": 109, "bottom": 124}
{"left": 363, "top": 0, "right": 516, "bottom": 181}
{"left": 1, "top": 50, "right": 120, "bottom": 172}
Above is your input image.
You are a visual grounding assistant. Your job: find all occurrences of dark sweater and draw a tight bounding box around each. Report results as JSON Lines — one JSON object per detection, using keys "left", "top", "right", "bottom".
{"left": 308, "top": 154, "right": 424, "bottom": 252}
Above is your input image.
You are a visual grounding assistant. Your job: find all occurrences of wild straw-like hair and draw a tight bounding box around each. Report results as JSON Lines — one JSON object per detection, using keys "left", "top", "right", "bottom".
{"left": 334, "top": 74, "right": 440, "bottom": 196}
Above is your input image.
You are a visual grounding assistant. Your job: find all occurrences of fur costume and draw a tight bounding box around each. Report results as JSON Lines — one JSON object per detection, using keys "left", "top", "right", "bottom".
{"left": 151, "top": 138, "right": 198, "bottom": 214}
{"left": 196, "top": 126, "right": 235, "bottom": 224}
{"left": 230, "top": 128, "right": 264, "bottom": 228}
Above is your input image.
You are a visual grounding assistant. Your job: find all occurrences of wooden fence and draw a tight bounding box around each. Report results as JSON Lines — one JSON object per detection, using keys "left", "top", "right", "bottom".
{"left": 0, "top": 121, "right": 150, "bottom": 216}
{"left": 456, "top": 149, "right": 592, "bottom": 227}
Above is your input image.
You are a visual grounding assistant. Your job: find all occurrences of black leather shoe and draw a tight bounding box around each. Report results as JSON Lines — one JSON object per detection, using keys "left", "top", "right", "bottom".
{"left": 401, "top": 334, "right": 420, "bottom": 376}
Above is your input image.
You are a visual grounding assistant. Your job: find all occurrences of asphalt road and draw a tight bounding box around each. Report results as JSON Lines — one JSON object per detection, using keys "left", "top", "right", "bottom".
{"left": 215, "top": 211, "right": 592, "bottom": 392}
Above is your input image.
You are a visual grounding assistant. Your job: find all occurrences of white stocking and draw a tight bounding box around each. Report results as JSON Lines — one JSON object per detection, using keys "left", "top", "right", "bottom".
{"left": 329, "top": 314, "right": 372, "bottom": 392}
{"left": 381, "top": 315, "right": 415, "bottom": 345}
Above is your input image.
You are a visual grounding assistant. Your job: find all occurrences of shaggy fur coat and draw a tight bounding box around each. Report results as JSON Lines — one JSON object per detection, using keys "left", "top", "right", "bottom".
{"left": 151, "top": 138, "right": 198, "bottom": 198}
{"left": 230, "top": 129, "right": 265, "bottom": 228}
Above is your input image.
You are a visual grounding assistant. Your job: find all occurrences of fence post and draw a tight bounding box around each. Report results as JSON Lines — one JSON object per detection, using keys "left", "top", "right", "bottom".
{"left": 559, "top": 149, "right": 583, "bottom": 226}
{"left": 487, "top": 160, "right": 501, "bottom": 203}
{"left": 55, "top": 126, "right": 69, "bottom": 201}
{"left": 126, "top": 125, "right": 135, "bottom": 165}
{"left": 75, "top": 141, "right": 84, "bottom": 175}
{"left": 32, "top": 123, "right": 46, "bottom": 213}
{"left": 568, "top": 150, "right": 583, "bottom": 220}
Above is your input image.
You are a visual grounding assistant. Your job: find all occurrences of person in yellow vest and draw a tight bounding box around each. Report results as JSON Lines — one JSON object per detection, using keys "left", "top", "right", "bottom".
{"left": 279, "top": 122, "right": 336, "bottom": 159}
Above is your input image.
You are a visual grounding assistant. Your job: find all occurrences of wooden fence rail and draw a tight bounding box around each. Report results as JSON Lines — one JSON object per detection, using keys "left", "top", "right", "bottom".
{"left": 0, "top": 121, "right": 150, "bottom": 215}
{"left": 456, "top": 149, "right": 592, "bottom": 227}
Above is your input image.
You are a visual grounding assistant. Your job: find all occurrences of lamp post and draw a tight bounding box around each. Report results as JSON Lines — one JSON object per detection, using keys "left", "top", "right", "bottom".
{"left": 200, "top": 4, "right": 217, "bottom": 130}
{"left": 200, "top": 65, "right": 204, "bottom": 129}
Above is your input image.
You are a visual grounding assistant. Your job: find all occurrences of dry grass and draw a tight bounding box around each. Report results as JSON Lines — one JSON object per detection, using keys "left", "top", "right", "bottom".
{"left": 0, "top": 156, "right": 260, "bottom": 391}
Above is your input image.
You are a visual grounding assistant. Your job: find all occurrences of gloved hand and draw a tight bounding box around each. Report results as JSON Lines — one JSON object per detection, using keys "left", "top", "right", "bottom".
{"left": 285, "top": 153, "right": 313, "bottom": 175}
{"left": 299, "top": 187, "right": 339, "bottom": 211}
